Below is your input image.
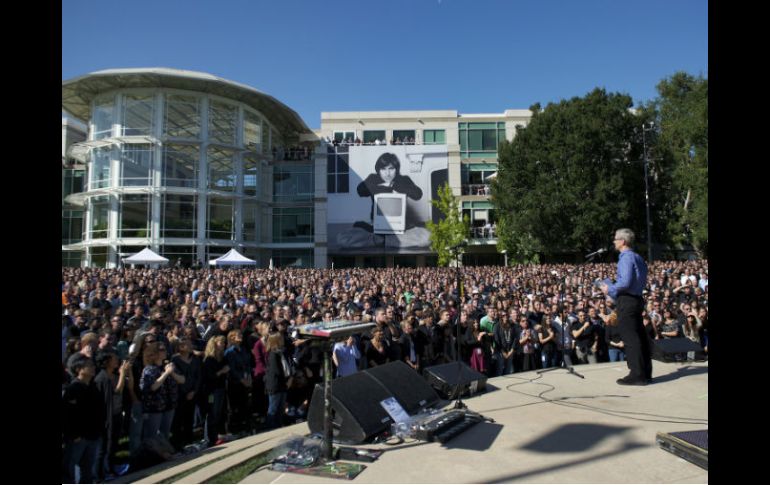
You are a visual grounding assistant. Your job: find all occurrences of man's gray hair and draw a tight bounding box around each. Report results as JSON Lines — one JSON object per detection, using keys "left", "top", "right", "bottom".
{"left": 615, "top": 228, "right": 635, "bottom": 246}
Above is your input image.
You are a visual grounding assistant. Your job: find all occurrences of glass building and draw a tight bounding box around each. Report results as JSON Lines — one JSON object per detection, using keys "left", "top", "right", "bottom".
{"left": 62, "top": 68, "right": 318, "bottom": 268}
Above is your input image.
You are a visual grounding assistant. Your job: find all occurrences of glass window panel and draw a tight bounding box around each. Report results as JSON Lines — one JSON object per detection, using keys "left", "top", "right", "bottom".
{"left": 242, "top": 200, "right": 258, "bottom": 241}
{"left": 90, "top": 247, "right": 110, "bottom": 268}
{"left": 164, "top": 94, "right": 200, "bottom": 139}
{"left": 121, "top": 144, "right": 154, "bottom": 186}
{"left": 120, "top": 194, "right": 150, "bottom": 238}
{"left": 89, "top": 196, "right": 110, "bottom": 238}
{"left": 243, "top": 155, "right": 259, "bottom": 196}
{"left": 207, "top": 197, "right": 233, "bottom": 239}
{"left": 271, "top": 249, "right": 313, "bottom": 268}
{"left": 498, "top": 129, "right": 506, "bottom": 144}
{"left": 159, "top": 246, "right": 196, "bottom": 267}
{"left": 243, "top": 111, "right": 262, "bottom": 151}
{"left": 272, "top": 207, "right": 314, "bottom": 243}
{"left": 208, "top": 101, "right": 237, "bottom": 145}
{"left": 273, "top": 163, "right": 314, "bottom": 200}
{"left": 122, "top": 94, "right": 154, "bottom": 136}
{"left": 468, "top": 130, "right": 483, "bottom": 150}
{"left": 363, "top": 131, "right": 385, "bottom": 144}
{"left": 497, "top": 122, "right": 506, "bottom": 129}
{"left": 327, "top": 174, "right": 336, "bottom": 193}
{"left": 161, "top": 194, "right": 196, "bottom": 238}
{"left": 163, "top": 144, "right": 199, "bottom": 188}
{"left": 392, "top": 130, "right": 415, "bottom": 143}
{"left": 207, "top": 147, "right": 236, "bottom": 191}
{"left": 92, "top": 95, "right": 114, "bottom": 140}
{"left": 459, "top": 129, "right": 467, "bottom": 151}
{"left": 468, "top": 122, "right": 497, "bottom": 130}
{"left": 261, "top": 123, "right": 270, "bottom": 154}
{"left": 90, "top": 147, "right": 112, "bottom": 189}
{"left": 482, "top": 129, "right": 498, "bottom": 151}
{"left": 336, "top": 174, "right": 348, "bottom": 193}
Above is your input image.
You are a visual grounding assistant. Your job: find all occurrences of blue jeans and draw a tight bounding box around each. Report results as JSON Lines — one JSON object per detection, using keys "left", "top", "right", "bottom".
{"left": 541, "top": 351, "right": 559, "bottom": 369}
{"left": 495, "top": 352, "right": 514, "bottom": 376}
{"left": 608, "top": 348, "right": 626, "bottom": 362}
{"left": 63, "top": 437, "right": 100, "bottom": 484}
{"left": 267, "top": 392, "right": 287, "bottom": 429}
{"left": 142, "top": 412, "right": 163, "bottom": 442}
{"left": 160, "top": 409, "right": 175, "bottom": 441}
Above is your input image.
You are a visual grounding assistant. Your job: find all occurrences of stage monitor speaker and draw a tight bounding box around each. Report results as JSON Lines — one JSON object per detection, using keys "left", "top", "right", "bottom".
{"left": 423, "top": 361, "right": 488, "bottom": 399}
{"left": 365, "top": 361, "right": 439, "bottom": 414}
{"left": 306, "top": 361, "right": 441, "bottom": 444}
{"left": 652, "top": 338, "right": 706, "bottom": 362}
{"left": 306, "top": 371, "right": 394, "bottom": 444}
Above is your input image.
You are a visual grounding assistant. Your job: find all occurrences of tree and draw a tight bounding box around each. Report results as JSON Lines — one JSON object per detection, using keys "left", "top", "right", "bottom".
{"left": 646, "top": 72, "right": 708, "bottom": 257}
{"left": 426, "top": 183, "right": 470, "bottom": 266}
{"left": 492, "top": 89, "right": 646, "bottom": 261}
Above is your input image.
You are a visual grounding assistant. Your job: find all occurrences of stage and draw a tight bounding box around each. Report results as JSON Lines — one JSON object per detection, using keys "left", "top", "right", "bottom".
{"left": 129, "top": 360, "right": 708, "bottom": 484}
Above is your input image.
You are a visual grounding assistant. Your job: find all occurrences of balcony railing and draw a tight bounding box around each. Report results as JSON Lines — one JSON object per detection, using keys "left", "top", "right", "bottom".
{"left": 469, "top": 226, "right": 497, "bottom": 240}
{"left": 461, "top": 184, "right": 491, "bottom": 196}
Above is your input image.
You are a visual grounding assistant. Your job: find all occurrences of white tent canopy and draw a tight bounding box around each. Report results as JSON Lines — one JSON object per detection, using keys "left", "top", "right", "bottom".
{"left": 208, "top": 248, "right": 256, "bottom": 266}
{"left": 122, "top": 247, "right": 169, "bottom": 265}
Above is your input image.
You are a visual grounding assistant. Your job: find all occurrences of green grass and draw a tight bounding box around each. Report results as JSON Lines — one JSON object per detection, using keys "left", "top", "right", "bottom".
{"left": 206, "top": 450, "right": 273, "bottom": 484}
{"left": 157, "top": 448, "right": 246, "bottom": 484}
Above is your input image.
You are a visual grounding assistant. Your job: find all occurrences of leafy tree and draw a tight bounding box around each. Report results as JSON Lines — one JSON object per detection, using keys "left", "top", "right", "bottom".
{"left": 645, "top": 72, "right": 708, "bottom": 257}
{"left": 426, "top": 183, "right": 470, "bottom": 266}
{"left": 492, "top": 89, "right": 646, "bottom": 261}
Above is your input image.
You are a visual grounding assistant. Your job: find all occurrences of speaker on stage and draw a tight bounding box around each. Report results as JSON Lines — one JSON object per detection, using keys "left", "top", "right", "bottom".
{"left": 423, "top": 361, "right": 487, "bottom": 399}
{"left": 306, "top": 361, "right": 440, "bottom": 444}
{"left": 652, "top": 338, "right": 706, "bottom": 362}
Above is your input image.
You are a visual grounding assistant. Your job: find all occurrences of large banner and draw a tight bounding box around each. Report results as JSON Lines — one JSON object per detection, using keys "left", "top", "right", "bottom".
{"left": 327, "top": 144, "right": 448, "bottom": 254}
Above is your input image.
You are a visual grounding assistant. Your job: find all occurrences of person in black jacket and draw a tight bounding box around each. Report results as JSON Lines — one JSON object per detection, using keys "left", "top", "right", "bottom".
{"left": 63, "top": 354, "right": 105, "bottom": 484}
{"left": 264, "top": 332, "right": 290, "bottom": 429}
{"left": 201, "top": 336, "right": 229, "bottom": 447}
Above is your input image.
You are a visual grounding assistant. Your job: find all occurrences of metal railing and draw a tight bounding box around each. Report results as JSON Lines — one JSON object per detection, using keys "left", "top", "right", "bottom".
{"left": 461, "top": 184, "right": 491, "bottom": 196}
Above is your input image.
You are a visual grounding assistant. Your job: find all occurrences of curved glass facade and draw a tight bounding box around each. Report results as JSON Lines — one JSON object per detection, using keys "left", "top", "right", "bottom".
{"left": 79, "top": 88, "right": 280, "bottom": 267}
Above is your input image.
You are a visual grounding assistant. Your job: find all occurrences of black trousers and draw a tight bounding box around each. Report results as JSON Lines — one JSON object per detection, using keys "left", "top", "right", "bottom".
{"left": 616, "top": 294, "right": 653, "bottom": 380}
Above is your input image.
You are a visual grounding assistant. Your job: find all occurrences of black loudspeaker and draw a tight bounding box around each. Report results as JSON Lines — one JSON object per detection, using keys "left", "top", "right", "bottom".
{"left": 307, "top": 372, "right": 393, "bottom": 444}
{"left": 365, "top": 361, "right": 439, "bottom": 414}
{"left": 423, "top": 361, "right": 488, "bottom": 399}
{"left": 306, "top": 361, "right": 440, "bottom": 444}
{"left": 652, "top": 338, "right": 706, "bottom": 362}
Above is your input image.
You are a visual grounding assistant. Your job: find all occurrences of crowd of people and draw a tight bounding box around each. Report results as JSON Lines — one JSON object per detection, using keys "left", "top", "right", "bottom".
{"left": 61, "top": 259, "right": 707, "bottom": 482}
{"left": 271, "top": 144, "right": 314, "bottom": 161}
{"left": 324, "top": 136, "right": 417, "bottom": 147}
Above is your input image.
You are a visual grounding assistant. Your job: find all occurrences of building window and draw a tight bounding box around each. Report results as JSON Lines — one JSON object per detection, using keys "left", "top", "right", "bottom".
{"left": 88, "top": 196, "right": 110, "bottom": 239}
{"left": 164, "top": 94, "right": 200, "bottom": 139}
{"left": 242, "top": 199, "right": 258, "bottom": 241}
{"left": 209, "top": 100, "right": 237, "bottom": 146}
{"left": 271, "top": 249, "right": 314, "bottom": 268}
{"left": 273, "top": 163, "right": 314, "bottom": 201}
{"left": 243, "top": 155, "right": 259, "bottom": 196}
{"left": 423, "top": 129, "right": 446, "bottom": 144}
{"left": 90, "top": 147, "right": 112, "bottom": 190}
{"left": 327, "top": 145, "right": 349, "bottom": 193}
{"left": 121, "top": 144, "right": 154, "bottom": 186}
{"left": 392, "top": 130, "right": 415, "bottom": 144}
{"left": 119, "top": 194, "right": 151, "bottom": 238}
{"left": 92, "top": 95, "right": 114, "bottom": 140}
{"left": 243, "top": 110, "right": 262, "bottom": 152}
{"left": 159, "top": 245, "right": 196, "bottom": 268}
{"left": 62, "top": 169, "right": 85, "bottom": 200}
{"left": 161, "top": 194, "right": 196, "bottom": 238}
{"left": 62, "top": 210, "right": 84, "bottom": 245}
{"left": 459, "top": 122, "right": 507, "bottom": 158}
{"left": 163, "top": 144, "right": 199, "bottom": 188}
{"left": 90, "top": 247, "right": 110, "bottom": 268}
{"left": 207, "top": 197, "right": 233, "bottom": 239}
{"left": 334, "top": 131, "right": 355, "bottom": 144}
{"left": 272, "top": 207, "right": 313, "bottom": 243}
{"left": 122, "top": 94, "right": 154, "bottom": 137}
{"left": 207, "top": 147, "right": 236, "bottom": 191}
{"left": 363, "top": 130, "right": 386, "bottom": 144}
{"left": 62, "top": 251, "right": 82, "bottom": 267}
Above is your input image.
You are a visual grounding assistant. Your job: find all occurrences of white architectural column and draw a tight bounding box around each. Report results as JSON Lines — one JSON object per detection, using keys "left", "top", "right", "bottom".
{"left": 150, "top": 92, "right": 164, "bottom": 251}
{"left": 196, "top": 97, "right": 210, "bottom": 265}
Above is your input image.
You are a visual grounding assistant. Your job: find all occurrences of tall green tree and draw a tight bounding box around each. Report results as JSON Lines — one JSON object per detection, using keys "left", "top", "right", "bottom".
{"left": 646, "top": 72, "right": 708, "bottom": 257}
{"left": 426, "top": 183, "right": 470, "bottom": 266}
{"left": 492, "top": 89, "right": 646, "bottom": 261}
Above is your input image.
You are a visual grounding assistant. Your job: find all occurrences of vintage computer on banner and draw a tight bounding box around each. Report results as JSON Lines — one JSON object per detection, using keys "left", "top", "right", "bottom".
{"left": 373, "top": 193, "right": 406, "bottom": 234}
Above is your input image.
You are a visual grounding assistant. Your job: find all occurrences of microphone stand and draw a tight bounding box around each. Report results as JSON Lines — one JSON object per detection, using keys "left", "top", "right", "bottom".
{"left": 448, "top": 248, "right": 495, "bottom": 423}
{"left": 538, "top": 259, "right": 595, "bottom": 379}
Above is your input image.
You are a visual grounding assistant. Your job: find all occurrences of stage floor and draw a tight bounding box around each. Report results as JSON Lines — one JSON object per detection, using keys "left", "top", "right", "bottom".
{"left": 133, "top": 360, "right": 708, "bottom": 484}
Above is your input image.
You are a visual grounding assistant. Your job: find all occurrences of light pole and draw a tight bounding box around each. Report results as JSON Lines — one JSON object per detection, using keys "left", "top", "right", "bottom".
{"left": 501, "top": 249, "right": 507, "bottom": 267}
{"left": 642, "top": 122, "right": 654, "bottom": 263}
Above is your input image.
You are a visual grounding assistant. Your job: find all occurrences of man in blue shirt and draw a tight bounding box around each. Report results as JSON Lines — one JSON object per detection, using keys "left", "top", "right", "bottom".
{"left": 333, "top": 336, "right": 361, "bottom": 377}
{"left": 600, "top": 228, "right": 652, "bottom": 385}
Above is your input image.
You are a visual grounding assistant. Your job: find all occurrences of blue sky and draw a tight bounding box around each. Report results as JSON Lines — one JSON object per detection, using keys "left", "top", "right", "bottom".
{"left": 62, "top": 0, "right": 707, "bottom": 129}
